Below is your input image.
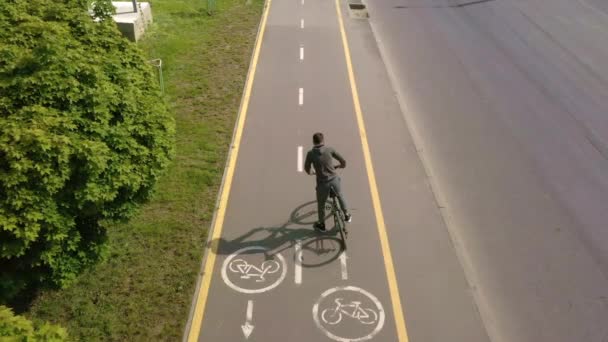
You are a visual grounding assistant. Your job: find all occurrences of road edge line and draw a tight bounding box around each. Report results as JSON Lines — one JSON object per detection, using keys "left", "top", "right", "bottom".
{"left": 334, "top": 1, "right": 410, "bottom": 341}
{"left": 183, "top": 0, "right": 272, "bottom": 340}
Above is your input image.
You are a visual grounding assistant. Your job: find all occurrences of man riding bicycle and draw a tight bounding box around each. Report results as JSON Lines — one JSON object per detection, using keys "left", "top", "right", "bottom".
{"left": 304, "top": 132, "right": 352, "bottom": 232}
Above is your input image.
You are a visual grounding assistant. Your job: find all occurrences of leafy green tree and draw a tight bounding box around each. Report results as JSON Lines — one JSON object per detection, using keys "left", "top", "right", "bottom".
{"left": 0, "top": 305, "right": 67, "bottom": 341}
{"left": 91, "top": 0, "right": 116, "bottom": 21}
{"left": 0, "top": 0, "right": 174, "bottom": 301}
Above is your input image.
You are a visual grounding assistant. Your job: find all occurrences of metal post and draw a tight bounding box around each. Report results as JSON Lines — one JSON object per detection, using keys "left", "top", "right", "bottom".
{"left": 158, "top": 60, "right": 164, "bottom": 93}
{"left": 149, "top": 59, "right": 164, "bottom": 94}
{"left": 132, "top": 0, "right": 138, "bottom": 12}
{"left": 208, "top": 0, "right": 216, "bottom": 15}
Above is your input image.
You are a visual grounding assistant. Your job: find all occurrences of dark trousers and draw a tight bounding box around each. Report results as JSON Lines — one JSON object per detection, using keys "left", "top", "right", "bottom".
{"left": 316, "top": 176, "right": 348, "bottom": 223}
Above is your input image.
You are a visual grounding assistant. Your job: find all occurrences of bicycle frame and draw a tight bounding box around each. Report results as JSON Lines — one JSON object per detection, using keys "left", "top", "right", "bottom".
{"left": 228, "top": 259, "right": 280, "bottom": 282}
{"left": 332, "top": 299, "right": 363, "bottom": 318}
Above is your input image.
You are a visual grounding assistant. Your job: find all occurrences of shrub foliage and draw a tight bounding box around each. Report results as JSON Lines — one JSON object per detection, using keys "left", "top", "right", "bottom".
{"left": 0, "top": 305, "right": 67, "bottom": 341}
{"left": 0, "top": 0, "right": 174, "bottom": 301}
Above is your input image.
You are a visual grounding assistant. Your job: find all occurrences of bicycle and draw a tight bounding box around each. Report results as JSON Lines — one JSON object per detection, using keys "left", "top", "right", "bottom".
{"left": 228, "top": 258, "right": 281, "bottom": 282}
{"left": 321, "top": 298, "right": 379, "bottom": 325}
{"left": 327, "top": 185, "right": 348, "bottom": 250}
{"left": 308, "top": 167, "right": 349, "bottom": 249}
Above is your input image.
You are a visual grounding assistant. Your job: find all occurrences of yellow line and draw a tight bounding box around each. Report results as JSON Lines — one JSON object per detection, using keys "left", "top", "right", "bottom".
{"left": 334, "top": 1, "right": 410, "bottom": 341}
{"left": 185, "top": 0, "right": 272, "bottom": 340}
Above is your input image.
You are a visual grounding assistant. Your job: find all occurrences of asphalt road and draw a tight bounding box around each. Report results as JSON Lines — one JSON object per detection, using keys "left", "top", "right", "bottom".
{"left": 185, "top": 0, "right": 608, "bottom": 341}
{"left": 364, "top": 0, "right": 608, "bottom": 341}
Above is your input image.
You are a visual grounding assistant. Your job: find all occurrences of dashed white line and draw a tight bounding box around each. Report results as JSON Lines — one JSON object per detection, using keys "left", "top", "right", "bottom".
{"left": 297, "top": 146, "right": 304, "bottom": 172}
{"left": 301, "top": 0, "right": 304, "bottom": 5}
{"left": 301, "top": 19, "right": 304, "bottom": 29}
{"left": 295, "top": 240, "right": 303, "bottom": 284}
{"left": 339, "top": 252, "right": 348, "bottom": 280}
{"left": 300, "top": 46, "right": 304, "bottom": 61}
{"left": 299, "top": 88, "right": 304, "bottom": 106}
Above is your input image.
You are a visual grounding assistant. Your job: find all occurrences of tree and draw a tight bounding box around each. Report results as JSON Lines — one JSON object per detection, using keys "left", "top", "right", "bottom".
{"left": 91, "top": 0, "right": 117, "bottom": 21}
{"left": 0, "top": 305, "right": 67, "bottom": 341}
{"left": 0, "top": 0, "right": 175, "bottom": 301}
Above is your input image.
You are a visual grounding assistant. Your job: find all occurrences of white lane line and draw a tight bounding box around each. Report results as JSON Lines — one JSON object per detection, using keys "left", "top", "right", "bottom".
{"left": 301, "top": 19, "right": 304, "bottom": 29}
{"left": 295, "top": 240, "right": 303, "bottom": 284}
{"left": 339, "top": 252, "right": 348, "bottom": 280}
{"left": 299, "top": 88, "right": 304, "bottom": 106}
{"left": 300, "top": 46, "right": 304, "bottom": 61}
{"left": 301, "top": 0, "right": 304, "bottom": 5}
{"left": 297, "top": 146, "right": 304, "bottom": 172}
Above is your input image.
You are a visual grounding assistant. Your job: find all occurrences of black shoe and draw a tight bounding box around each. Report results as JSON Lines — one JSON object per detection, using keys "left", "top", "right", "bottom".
{"left": 344, "top": 213, "right": 352, "bottom": 223}
{"left": 313, "top": 222, "right": 326, "bottom": 232}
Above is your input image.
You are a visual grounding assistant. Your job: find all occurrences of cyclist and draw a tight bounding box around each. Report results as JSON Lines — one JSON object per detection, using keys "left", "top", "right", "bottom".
{"left": 304, "top": 132, "right": 352, "bottom": 232}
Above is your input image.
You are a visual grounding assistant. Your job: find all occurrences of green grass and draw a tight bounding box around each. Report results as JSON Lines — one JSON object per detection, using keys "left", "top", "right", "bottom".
{"left": 25, "top": 0, "right": 264, "bottom": 340}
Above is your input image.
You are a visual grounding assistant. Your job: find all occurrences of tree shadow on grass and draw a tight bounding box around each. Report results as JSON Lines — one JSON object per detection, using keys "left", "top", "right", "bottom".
{"left": 2, "top": 281, "right": 44, "bottom": 314}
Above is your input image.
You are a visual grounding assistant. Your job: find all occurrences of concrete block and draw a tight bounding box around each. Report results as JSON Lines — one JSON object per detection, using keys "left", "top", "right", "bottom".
{"left": 111, "top": 2, "right": 153, "bottom": 42}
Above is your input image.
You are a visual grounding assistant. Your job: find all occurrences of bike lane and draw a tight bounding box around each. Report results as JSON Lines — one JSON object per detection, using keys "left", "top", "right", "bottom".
{"left": 185, "top": 0, "right": 405, "bottom": 340}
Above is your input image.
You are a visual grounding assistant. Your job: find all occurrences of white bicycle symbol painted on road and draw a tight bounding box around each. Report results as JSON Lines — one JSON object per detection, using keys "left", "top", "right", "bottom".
{"left": 313, "top": 286, "right": 386, "bottom": 342}
{"left": 221, "top": 246, "right": 287, "bottom": 294}
{"left": 228, "top": 258, "right": 281, "bottom": 282}
{"left": 321, "top": 298, "right": 379, "bottom": 325}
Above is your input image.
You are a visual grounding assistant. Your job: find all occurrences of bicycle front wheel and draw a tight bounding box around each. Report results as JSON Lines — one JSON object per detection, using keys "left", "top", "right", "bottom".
{"left": 321, "top": 309, "right": 342, "bottom": 325}
{"left": 359, "top": 308, "right": 378, "bottom": 325}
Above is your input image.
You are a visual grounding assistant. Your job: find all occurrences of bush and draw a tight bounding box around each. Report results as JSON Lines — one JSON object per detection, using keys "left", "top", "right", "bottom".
{"left": 0, "top": 305, "right": 67, "bottom": 341}
{"left": 0, "top": 0, "right": 175, "bottom": 301}
{"left": 91, "top": 0, "right": 116, "bottom": 21}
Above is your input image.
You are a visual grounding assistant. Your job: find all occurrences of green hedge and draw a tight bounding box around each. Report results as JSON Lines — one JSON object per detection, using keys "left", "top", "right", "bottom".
{"left": 0, "top": 0, "right": 175, "bottom": 301}
{"left": 0, "top": 306, "right": 67, "bottom": 341}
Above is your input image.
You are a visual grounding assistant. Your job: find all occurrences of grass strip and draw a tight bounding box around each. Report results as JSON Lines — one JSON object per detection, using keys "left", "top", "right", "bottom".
{"left": 26, "top": 0, "right": 264, "bottom": 339}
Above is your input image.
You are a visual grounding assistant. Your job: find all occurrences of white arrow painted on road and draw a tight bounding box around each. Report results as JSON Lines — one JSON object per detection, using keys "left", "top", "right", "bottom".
{"left": 241, "top": 300, "right": 254, "bottom": 339}
{"left": 339, "top": 252, "right": 348, "bottom": 280}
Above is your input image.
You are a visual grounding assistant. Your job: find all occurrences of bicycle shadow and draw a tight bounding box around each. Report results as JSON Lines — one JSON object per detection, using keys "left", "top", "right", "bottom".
{"left": 209, "top": 201, "right": 344, "bottom": 268}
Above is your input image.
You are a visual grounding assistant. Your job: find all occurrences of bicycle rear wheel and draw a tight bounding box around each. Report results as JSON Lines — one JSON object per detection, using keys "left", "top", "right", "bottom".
{"left": 332, "top": 199, "right": 347, "bottom": 250}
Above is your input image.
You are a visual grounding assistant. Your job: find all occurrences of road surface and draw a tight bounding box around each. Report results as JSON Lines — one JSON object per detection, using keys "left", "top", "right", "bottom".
{"left": 365, "top": 0, "right": 608, "bottom": 341}
{"left": 184, "top": 0, "right": 608, "bottom": 341}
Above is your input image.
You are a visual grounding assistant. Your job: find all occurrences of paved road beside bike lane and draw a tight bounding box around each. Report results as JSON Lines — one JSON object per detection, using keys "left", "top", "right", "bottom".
{"left": 340, "top": 8, "right": 490, "bottom": 342}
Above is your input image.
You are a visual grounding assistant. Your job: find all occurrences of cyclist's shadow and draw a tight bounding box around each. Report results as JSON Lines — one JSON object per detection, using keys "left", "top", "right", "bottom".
{"left": 210, "top": 200, "right": 344, "bottom": 268}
